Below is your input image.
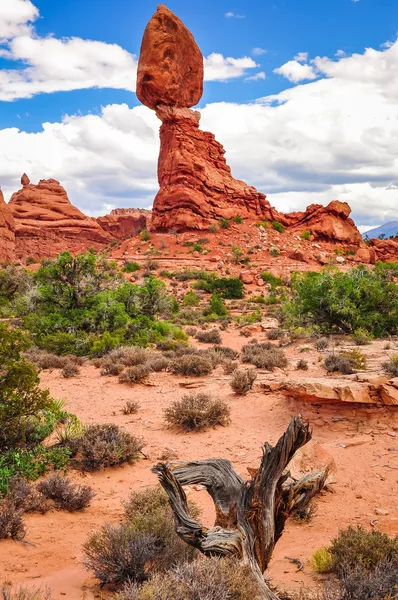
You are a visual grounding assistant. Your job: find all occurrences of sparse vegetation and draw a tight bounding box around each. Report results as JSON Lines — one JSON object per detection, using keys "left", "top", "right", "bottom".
{"left": 0, "top": 501, "right": 25, "bottom": 540}
{"left": 195, "top": 329, "right": 222, "bottom": 344}
{"left": 324, "top": 354, "right": 355, "bottom": 374}
{"left": 61, "top": 361, "right": 80, "bottom": 378}
{"left": 230, "top": 368, "right": 257, "bottom": 394}
{"left": 219, "top": 217, "right": 230, "bottom": 229}
{"left": 164, "top": 393, "right": 230, "bottom": 431}
{"left": 269, "top": 246, "right": 281, "bottom": 257}
{"left": 122, "top": 401, "right": 140, "bottom": 415}
{"left": 297, "top": 359, "right": 309, "bottom": 370}
{"left": 119, "top": 364, "right": 150, "bottom": 384}
{"left": 272, "top": 221, "right": 285, "bottom": 233}
{"left": 1, "top": 585, "right": 51, "bottom": 600}
{"left": 140, "top": 229, "right": 150, "bottom": 242}
{"left": 37, "top": 473, "right": 94, "bottom": 511}
{"left": 315, "top": 336, "right": 329, "bottom": 350}
{"left": 382, "top": 354, "right": 398, "bottom": 377}
{"left": 122, "top": 262, "right": 141, "bottom": 273}
{"left": 170, "top": 355, "right": 213, "bottom": 377}
{"left": 242, "top": 342, "right": 288, "bottom": 370}
{"left": 312, "top": 547, "right": 334, "bottom": 574}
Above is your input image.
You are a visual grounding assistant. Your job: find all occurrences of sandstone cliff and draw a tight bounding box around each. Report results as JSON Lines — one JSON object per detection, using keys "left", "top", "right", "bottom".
{"left": 0, "top": 188, "right": 16, "bottom": 262}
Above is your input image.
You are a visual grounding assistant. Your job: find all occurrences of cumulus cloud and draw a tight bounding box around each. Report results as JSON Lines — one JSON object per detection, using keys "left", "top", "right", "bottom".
{"left": 294, "top": 52, "right": 308, "bottom": 62}
{"left": 245, "top": 71, "right": 266, "bottom": 81}
{"left": 204, "top": 53, "right": 258, "bottom": 81}
{"left": 0, "top": 0, "right": 257, "bottom": 101}
{"left": 251, "top": 47, "right": 267, "bottom": 56}
{"left": 274, "top": 59, "right": 317, "bottom": 82}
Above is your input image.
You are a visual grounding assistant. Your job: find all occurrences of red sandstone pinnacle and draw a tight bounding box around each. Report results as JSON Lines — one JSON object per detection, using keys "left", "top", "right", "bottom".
{"left": 136, "top": 5, "right": 203, "bottom": 109}
{"left": 9, "top": 177, "right": 113, "bottom": 260}
{"left": 0, "top": 188, "right": 16, "bottom": 262}
{"left": 21, "top": 173, "right": 30, "bottom": 187}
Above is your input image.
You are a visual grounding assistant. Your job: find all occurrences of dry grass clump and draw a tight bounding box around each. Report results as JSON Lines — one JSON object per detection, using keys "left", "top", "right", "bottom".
{"left": 324, "top": 354, "right": 355, "bottom": 374}
{"left": 242, "top": 342, "right": 288, "bottom": 370}
{"left": 382, "top": 354, "right": 398, "bottom": 377}
{"left": 84, "top": 487, "right": 198, "bottom": 585}
{"left": 209, "top": 345, "right": 238, "bottom": 361}
{"left": 147, "top": 357, "right": 170, "bottom": 372}
{"left": 195, "top": 329, "right": 222, "bottom": 344}
{"left": 315, "top": 337, "right": 329, "bottom": 350}
{"left": 107, "top": 346, "right": 150, "bottom": 367}
{"left": 68, "top": 424, "right": 144, "bottom": 471}
{"left": 0, "top": 501, "right": 25, "bottom": 540}
{"left": 37, "top": 473, "right": 95, "bottom": 511}
{"left": 1, "top": 585, "right": 52, "bottom": 600}
{"left": 170, "top": 354, "right": 213, "bottom": 377}
{"left": 230, "top": 368, "right": 257, "bottom": 394}
{"left": 297, "top": 359, "right": 309, "bottom": 370}
{"left": 100, "top": 358, "right": 124, "bottom": 376}
{"left": 119, "top": 365, "right": 150, "bottom": 384}
{"left": 164, "top": 393, "right": 230, "bottom": 431}
{"left": 223, "top": 359, "right": 239, "bottom": 374}
{"left": 61, "top": 361, "right": 80, "bottom": 378}
{"left": 115, "top": 557, "right": 261, "bottom": 600}
{"left": 122, "top": 400, "right": 140, "bottom": 415}
{"left": 266, "top": 328, "right": 283, "bottom": 340}
{"left": 323, "top": 559, "right": 398, "bottom": 600}
{"left": 24, "top": 348, "right": 68, "bottom": 369}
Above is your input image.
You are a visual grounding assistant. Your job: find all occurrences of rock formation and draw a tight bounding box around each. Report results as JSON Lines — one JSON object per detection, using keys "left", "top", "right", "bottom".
{"left": 137, "top": 5, "right": 275, "bottom": 230}
{"left": 368, "top": 237, "right": 398, "bottom": 262}
{"left": 9, "top": 176, "right": 113, "bottom": 260}
{"left": 97, "top": 208, "right": 148, "bottom": 240}
{"left": 0, "top": 188, "right": 16, "bottom": 262}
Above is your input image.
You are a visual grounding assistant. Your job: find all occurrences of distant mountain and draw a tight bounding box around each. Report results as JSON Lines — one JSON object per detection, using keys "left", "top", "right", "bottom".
{"left": 363, "top": 221, "right": 398, "bottom": 239}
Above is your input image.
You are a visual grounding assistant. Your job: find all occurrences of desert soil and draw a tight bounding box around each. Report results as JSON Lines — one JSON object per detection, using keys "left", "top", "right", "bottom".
{"left": 1, "top": 331, "right": 397, "bottom": 599}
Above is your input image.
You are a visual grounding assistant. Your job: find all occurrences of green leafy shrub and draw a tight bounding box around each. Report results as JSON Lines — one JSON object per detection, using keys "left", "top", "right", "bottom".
{"left": 233, "top": 215, "right": 243, "bottom": 224}
{"left": 300, "top": 230, "right": 311, "bottom": 241}
{"left": 213, "top": 277, "right": 243, "bottom": 299}
{"left": 284, "top": 266, "right": 398, "bottom": 336}
{"left": 68, "top": 424, "right": 144, "bottom": 471}
{"left": 272, "top": 221, "right": 285, "bottom": 233}
{"left": 230, "top": 368, "right": 257, "bottom": 394}
{"left": 164, "top": 393, "right": 230, "bottom": 431}
{"left": 261, "top": 272, "right": 283, "bottom": 287}
{"left": 382, "top": 354, "right": 398, "bottom": 377}
{"left": 182, "top": 291, "right": 199, "bottom": 307}
{"left": 170, "top": 355, "right": 213, "bottom": 377}
{"left": 117, "top": 557, "right": 261, "bottom": 600}
{"left": 122, "top": 262, "right": 141, "bottom": 273}
{"left": 330, "top": 526, "right": 398, "bottom": 572}
{"left": 340, "top": 348, "right": 367, "bottom": 370}
{"left": 205, "top": 292, "right": 228, "bottom": 316}
{"left": 140, "top": 229, "right": 150, "bottom": 242}
{"left": 352, "top": 328, "right": 373, "bottom": 345}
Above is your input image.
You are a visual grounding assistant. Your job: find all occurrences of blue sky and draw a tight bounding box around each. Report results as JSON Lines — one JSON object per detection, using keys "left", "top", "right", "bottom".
{"left": 1, "top": 0, "right": 398, "bottom": 229}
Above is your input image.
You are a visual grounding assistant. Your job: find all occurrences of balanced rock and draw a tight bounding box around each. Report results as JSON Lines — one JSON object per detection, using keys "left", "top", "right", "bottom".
{"left": 9, "top": 176, "right": 113, "bottom": 260}
{"left": 0, "top": 188, "right": 16, "bottom": 262}
{"left": 137, "top": 6, "right": 275, "bottom": 230}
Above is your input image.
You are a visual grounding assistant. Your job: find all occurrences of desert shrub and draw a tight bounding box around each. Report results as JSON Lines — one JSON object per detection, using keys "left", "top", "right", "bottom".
{"left": 170, "top": 355, "right": 213, "bottom": 376}
{"left": 140, "top": 229, "right": 150, "bottom": 242}
{"left": 164, "top": 393, "right": 230, "bottom": 431}
{"left": 239, "top": 327, "right": 252, "bottom": 337}
{"left": 230, "top": 368, "right": 257, "bottom": 394}
{"left": 1, "top": 585, "right": 51, "bottom": 600}
{"left": 0, "top": 323, "right": 55, "bottom": 450}
{"left": 382, "top": 354, "right": 398, "bottom": 377}
{"left": 117, "top": 557, "right": 261, "bottom": 600}
{"left": 205, "top": 292, "right": 228, "bottom": 316}
{"left": 24, "top": 348, "right": 68, "bottom": 370}
{"left": 297, "top": 359, "right": 309, "bottom": 370}
{"left": 234, "top": 215, "right": 243, "bottom": 224}
{"left": 242, "top": 342, "right": 288, "bottom": 370}
{"left": 324, "top": 559, "right": 398, "bottom": 600}
{"left": 107, "top": 346, "right": 150, "bottom": 367}
{"left": 69, "top": 424, "right": 144, "bottom": 471}
{"left": 301, "top": 230, "right": 311, "bottom": 241}
{"left": 0, "top": 501, "right": 25, "bottom": 540}
{"left": 195, "top": 329, "right": 222, "bottom": 344}
{"left": 340, "top": 349, "right": 367, "bottom": 370}
{"left": 122, "top": 401, "right": 140, "bottom": 415}
{"left": 185, "top": 326, "right": 197, "bottom": 337}
{"left": 223, "top": 359, "right": 238, "bottom": 374}
{"left": 266, "top": 328, "right": 283, "bottom": 340}
{"left": 209, "top": 345, "right": 238, "bottom": 360}
{"left": 122, "top": 262, "right": 141, "bottom": 273}
{"left": 208, "top": 223, "right": 218, "bottom": 233}
{"left": 182, "top": 291, "right": 199, "bottom": 307}
{"left": 284, "top": 266, "right": 398, "bottom": 336}
{"left": 37, "top": 473, "right": 94, "bottom": 511}
{"left": 219, "top": 217, "right": 230, "bottom": 229}
{"left": 147, "top": 357, "right": 170, "bottom": 372}
{"left": 272, "top": 221, "right": 285, "bottom": 233}
{"left": 324, "top": 354, "right": 355, "bottom": 374}
{"left": 6, "top": 476, "right": 49, "bottom": 514}
{"left": 315, "top": 337, "right": 329, "bottom": 350}
{"left": 100, "top": 358, "right": 124, "bottom": 376}
{"left": 61, "top": 361, "right": 80, "bottom": 378}
{"left": 352, "top": 328, "right": 373, "bottom": 345}
{"left": 329, "top": 526, "right": 398, "bottom": 572}
{"left": 261, "top": 272, "right": 283, "bottom": 287}
{"left": 270, "top": 246, "right": 281, "bottom": 257}
{"left": 312, "top": 547, "right": 334, "bottom": 574}
{"left": 119, "top": 364, "right": 150, "bottom": 384}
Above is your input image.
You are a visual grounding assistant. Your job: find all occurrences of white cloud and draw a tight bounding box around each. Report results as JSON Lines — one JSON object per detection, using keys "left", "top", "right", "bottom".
{"left": 294, "top": 52, "right": 308, "bottom": 62}
{"left": 225, "top": 11, "right": 245, "bottom": 18}
{"left": 245, "top": 71, "right": 266, "bottom": 81}
{"left": 0, "top": 0, "right": 38, "bottom": 40}
{"left": 273, "top": 60, "right": 317, "bottom": 82}
{"left": 251, "top": 47, "right": 267, "bottom": 56}
{"left": 204, "top": 53, "right": 258, "bottom": 81}
{"left": 335, "top": 49, "right": 346, "bottom": 57}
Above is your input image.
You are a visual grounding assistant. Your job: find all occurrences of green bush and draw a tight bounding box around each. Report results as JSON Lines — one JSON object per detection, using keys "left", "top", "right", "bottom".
{"left": 233, "top": 215, "right": 243, "bottom": 224}
{"left": 300, "top": 230, "right": 311, "bottom": 241}
{"left": 182, "top": 291, "right": 199, "bottom": 307}
{"left": 261, "top": 271, "right": 283, "bottom": 287}
{"left": 283, "top": 266, "right": 398, "bottom": 336}
{"left": 140, "top": 229, "right": 150, "bottom": 242}
{"left": 219, "top": 217, "right": 230, "bottom": 229}
{"left": 272, "top": 221, "right": 285, "bottom": 233}
{"left": 122, "top": 262, "right": 141, "bottom": 273}
{"left": 205, "top": 292, "right": 228, "bottom": 316}
{"left": 311, "top": 547, "right": 334, "bottom": 574}
{"left": 330, "top": 526, "right": 398, "bottom": 572}
{"left": 352, "top": 328, "right": 373, "bottom": 345}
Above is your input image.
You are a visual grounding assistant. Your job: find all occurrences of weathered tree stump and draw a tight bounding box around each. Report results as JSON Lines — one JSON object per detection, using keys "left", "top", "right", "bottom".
{"left": 153, "top": 415, "right": 328, "bottom": 600}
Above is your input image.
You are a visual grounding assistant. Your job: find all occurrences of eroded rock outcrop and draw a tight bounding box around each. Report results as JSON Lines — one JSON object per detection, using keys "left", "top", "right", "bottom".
{"left": 369, "top": 237, "right": 398, "bottom": 262}
{"left": 9, "top": 176, "right": 113, "bottom": 260}
{"left": 97, "top": 208, "right": 149, "bottom": 240}
{"left": 0, "top": 188, "right": 16, "bottom": 262}
{"left": 137, "top": 5, "right": 275, "bottom": 230}
{"left": 284, "top": 201, "right": 363, "bottom": 244}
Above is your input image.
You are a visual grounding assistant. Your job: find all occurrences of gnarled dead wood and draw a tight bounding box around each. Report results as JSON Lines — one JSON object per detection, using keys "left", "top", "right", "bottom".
{"left": 153, "top": 415, "right": 327, "bottom": 600}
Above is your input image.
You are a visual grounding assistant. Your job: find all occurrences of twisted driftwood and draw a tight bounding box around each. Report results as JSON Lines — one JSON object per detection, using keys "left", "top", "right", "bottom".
{"left": 153, "top": 415, "right": 328, "bottom": 600}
